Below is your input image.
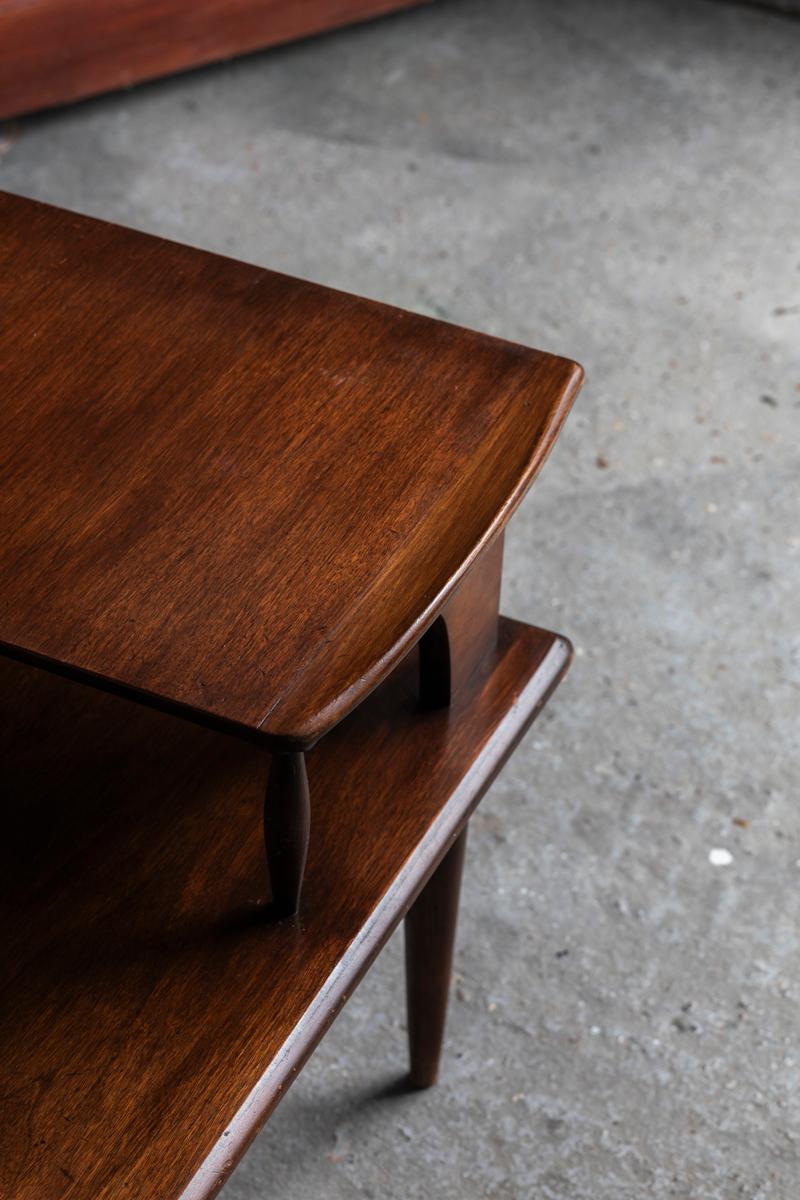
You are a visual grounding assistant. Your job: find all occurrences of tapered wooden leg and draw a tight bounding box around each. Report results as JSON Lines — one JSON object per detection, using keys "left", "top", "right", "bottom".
{"left": 263, "top": 751, "right": 310, "bottom": 918}
{"left": 404, "top": 825, "right": 468, "bottom": 1088}
{"left": 419, "top": 533, "right": 504, "bottom": 709}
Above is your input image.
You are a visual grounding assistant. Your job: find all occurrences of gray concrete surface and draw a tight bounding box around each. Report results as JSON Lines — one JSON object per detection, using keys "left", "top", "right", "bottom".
{"left": 3, "top": 0, "right": 799, "bottom": 1195}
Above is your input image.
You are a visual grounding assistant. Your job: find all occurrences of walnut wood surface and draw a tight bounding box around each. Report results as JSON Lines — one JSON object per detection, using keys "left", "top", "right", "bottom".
{"left": 0, "top": 0, "right": 431, "bottom": 120}
{"left": 419, "top": 532, "right": 504, "bottom": 709}
{"left": 0, "top": 191, "right": 582, "bottom": 750}
{"left": 0, "top": 617, "right": 570, "bottom": 1200}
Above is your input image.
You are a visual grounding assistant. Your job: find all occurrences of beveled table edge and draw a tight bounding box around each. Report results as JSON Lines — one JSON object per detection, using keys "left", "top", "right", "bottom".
{"left": 181, "top": 623, "right": 572, "bottom": 1200}
{"left": 0, "top": 190, "right": 583, "bottom": 751}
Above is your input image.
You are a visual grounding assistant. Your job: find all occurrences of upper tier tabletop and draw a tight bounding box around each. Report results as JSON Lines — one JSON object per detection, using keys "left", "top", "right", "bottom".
{"left": 0, "top": 190, "right": 582, "bottom": 747}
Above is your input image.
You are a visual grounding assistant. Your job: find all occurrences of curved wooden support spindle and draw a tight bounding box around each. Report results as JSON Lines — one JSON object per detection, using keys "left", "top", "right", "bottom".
{"left": 405, "top": 825, "right": 468, "bottom": 1088}
{"left": 419, "top": 532, "right": 504, "bottom": 710}
{"left": 263, "top": 751, "right": 310, "bottom": 918}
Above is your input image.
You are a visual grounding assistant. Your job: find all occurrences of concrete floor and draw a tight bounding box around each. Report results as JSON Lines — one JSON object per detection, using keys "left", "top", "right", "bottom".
{"left": 3, "top": 0, "right": 799, "bottom": 1195}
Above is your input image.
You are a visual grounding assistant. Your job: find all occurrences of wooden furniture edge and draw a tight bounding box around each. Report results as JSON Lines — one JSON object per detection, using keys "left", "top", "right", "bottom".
{"left": 0, "top": 1, "right": 434, "bottom": 121}
{"left": 0, "top": 189, "right": 584, "bottom": 755}
{"left": 260, "top": 358, "right": 582, "bottom": 750}
{"left": 180, "top": 624, "right": 572, "bottom": 1200}
{"left": 0, "top": 617, "right": 572, "bottom": 1196}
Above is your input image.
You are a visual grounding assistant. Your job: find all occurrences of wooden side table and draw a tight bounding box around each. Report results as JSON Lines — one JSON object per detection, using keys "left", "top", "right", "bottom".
{"left": 0, "top": 191, "right": 583, "bottom": 1198}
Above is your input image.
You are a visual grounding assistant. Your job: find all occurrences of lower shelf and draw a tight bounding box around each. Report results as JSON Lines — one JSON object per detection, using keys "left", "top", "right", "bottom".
{"left": 0, "top": 617, "right": 570, "bottom": 1200}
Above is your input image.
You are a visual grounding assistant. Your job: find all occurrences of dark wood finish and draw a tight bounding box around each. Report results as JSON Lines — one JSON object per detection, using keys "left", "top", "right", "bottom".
{"left": 405, "top": 824, "right": 468, "bottom": 1088}
{"left": 0, "top": 0, "right": 432, "bottom": 120}
{"left": 0, "top": 618, "right": 572, "bottom": 1200}
{"left": 271, "top": 527, "right": 503, "bottom": 915}
{"left": 0, "top": 191, "right": 583, "bottom": 752}
{"left": 419, "top": 532, "right": 504, "bottom": 709}
{"left": 263, "top": 751, "right": 310, "bottom": 917}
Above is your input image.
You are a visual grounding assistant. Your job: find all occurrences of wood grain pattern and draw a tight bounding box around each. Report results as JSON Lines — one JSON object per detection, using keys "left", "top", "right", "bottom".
{"left": 419, "top": 532, "right": 504, "bottom": 709}
{"left": 270, "top": 527, "right": 503, "bottom": 915}
{"left": 0, "top": 191, "right": 583, "bottom": 751}
{"left": 0, "top": 617, "right": 572, "bottom": 1200}
{"left": 0, "top": 0, "right": 431, "bottom": 120}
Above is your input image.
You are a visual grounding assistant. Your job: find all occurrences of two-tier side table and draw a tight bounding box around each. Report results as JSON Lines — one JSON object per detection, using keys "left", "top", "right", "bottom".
{"left": 0, "top": 190, "right": 583, "bottom": 1199}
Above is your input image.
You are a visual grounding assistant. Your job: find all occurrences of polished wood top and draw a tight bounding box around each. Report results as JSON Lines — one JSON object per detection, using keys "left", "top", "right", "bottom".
{"left": 0, "top": 191, "right": 581, "bottom": 747}
{"left": 0, "top": 619, "right": 571, "bottom": 1200}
